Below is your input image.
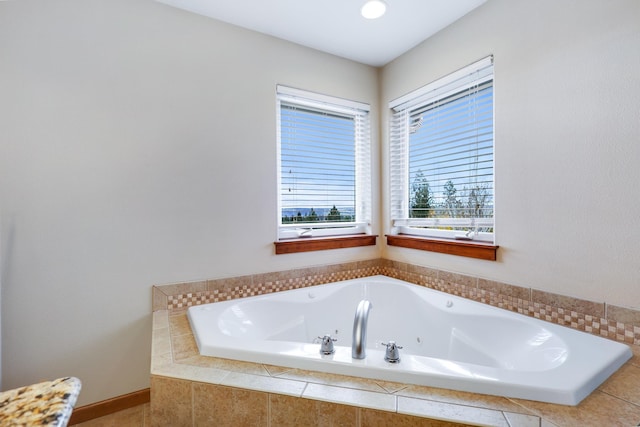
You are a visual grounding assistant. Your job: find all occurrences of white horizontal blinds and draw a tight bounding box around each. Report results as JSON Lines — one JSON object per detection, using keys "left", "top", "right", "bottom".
{"left": 280, "top": 103, "right": 356, "bottom": 221}
{"left": 389, "top": 109, "right": 409, "bottom": 223}
{"left": 355, "top": 112, "right": 372, "bottom": 227}
{"left": 277, "top": 86, "right": 370, "bottom": 239}
{"left": 389, "top": 57, "right": 494, "bottom": 242}
{"left": 409, "top": 80, "right": 494, "bottom": 218}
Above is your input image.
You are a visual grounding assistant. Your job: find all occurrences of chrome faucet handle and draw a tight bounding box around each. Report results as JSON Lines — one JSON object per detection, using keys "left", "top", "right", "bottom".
{"left": 318, "top": 334, "right": 337, "bottom": 355}
{"left": 381, "top": 341, "right": 403, "bottom": 348}
{"left": 382, "top": 341, "right": 403, "bottom": 363}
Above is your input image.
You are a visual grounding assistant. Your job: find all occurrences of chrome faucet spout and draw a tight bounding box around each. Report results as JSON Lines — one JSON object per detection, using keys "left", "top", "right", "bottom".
{"left": 352, "top": 299, "right": 372, "bottom": 359}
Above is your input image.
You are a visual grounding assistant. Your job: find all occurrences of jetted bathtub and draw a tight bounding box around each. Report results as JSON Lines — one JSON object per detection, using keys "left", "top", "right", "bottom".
{"left": 187, "top": 275, "right": 631, "bottom": 405}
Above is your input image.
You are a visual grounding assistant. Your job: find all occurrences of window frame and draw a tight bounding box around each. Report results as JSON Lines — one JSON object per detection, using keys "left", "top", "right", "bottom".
{"left": 388, "top": 56, "right": 496, "bottom": 247}
{"left": 275, "top": 85, "right": 373, "bottom": 244}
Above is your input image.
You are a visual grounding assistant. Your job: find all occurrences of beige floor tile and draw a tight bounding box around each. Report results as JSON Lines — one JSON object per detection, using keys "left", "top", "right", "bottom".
{"left": 73, "top": 405, "right": 145, "bottom": 427}
{"left": 303, "top": 383, "right": 396, "bottom": 412}
{"left": 153, "top": 362, "right": 229, "bottom": 384}
{"left": 270, "top": 394, "right": 357, "bottom": 426}
{"left": 220, "top": 371, "right": 306, "bottom": 397}
{"left": 275, "top": 368, "right": 389, "bottom": 393}
{"left": 629, "top": 345, "right": 640, "bottom": 367}
{"left": 170, "top": 333, "right": 198, "bottom": 361}
{"left": 152, "top": 289, "right": 169, "bottom": 312}
{"left": 512, "top": 390, "right": 640, "bottom": 427}
{"left": 181, "top": 354, "right": 271, "bottom": 376}
{"left": 193, "top": 383, "right": 268, "bottom": 426}
{"left": 152, "top": 311, "right": 169, "bottom": 330}
{"left": 398, "top": 396, "right": 509, "bottom": 427}
{"left": 397, "top": 385, "right": 533, "bottom": 415}
{"left": 599, "top": 363, "right": 640, "bottom": 406}
{"left": 143, "top": 403, "right": 150, "bottom": 427}
{"left": 167, "top": 313, "right": 192, "bottom": 337}
{"left": 262, "top": 363, "right": 294, "bottom": 376}
{"left": 375, "top": 379, "right": 410, "bottom": 394}
{"left": 360, "top": 408, "right": 471, "bottom": 427}
{"left": 503, "top": 412, "right": 541, "bottom": 427}
{"left": 150, "top": 377, "right": 191, "bottom": 427}
{"left": 151, "top": 328, "right": 171, "bottom": 357}
{"left": 150, "top": 352, "right": 173, "bottom": 373}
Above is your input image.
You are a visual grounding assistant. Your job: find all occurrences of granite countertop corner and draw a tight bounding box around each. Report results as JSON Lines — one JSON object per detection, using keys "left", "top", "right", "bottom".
{"left": 0, "top": 376, "right": 81, "bottom": 427}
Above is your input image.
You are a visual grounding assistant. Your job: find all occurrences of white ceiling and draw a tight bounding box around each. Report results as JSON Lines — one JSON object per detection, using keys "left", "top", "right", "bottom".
{"left": 156, "top": 0, "right": 487, "bottom": 67}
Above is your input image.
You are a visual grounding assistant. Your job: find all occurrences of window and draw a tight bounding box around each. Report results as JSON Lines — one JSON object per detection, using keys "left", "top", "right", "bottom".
{"left": 276, "top": 85, "right": 371, "bottom": 241}
{"left": 389, "top": 56, "right": 494, "bottom": 244}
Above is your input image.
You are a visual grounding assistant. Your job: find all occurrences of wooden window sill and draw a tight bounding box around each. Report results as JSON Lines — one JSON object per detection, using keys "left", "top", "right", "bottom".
{"left": 386, "top": 234, "right": 498, "bottom": 261}
{"left": 275, "top": 234, "right": 377, "bottom": 255}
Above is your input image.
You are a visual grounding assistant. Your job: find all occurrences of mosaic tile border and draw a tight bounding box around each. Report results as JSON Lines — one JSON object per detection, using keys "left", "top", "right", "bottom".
{"left": 152, "top": 258, "right": 640, "bottom": 346}
{"left": 153, "top": 260, "right": 381, "bottom": 312}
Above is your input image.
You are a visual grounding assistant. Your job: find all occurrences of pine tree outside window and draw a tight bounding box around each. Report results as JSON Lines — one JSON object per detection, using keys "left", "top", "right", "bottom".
{"left": 276, "top": 85, "right": 371, "bottom": 240}
{"left": 389, "top": 57, "right": 494, "bottom": 243}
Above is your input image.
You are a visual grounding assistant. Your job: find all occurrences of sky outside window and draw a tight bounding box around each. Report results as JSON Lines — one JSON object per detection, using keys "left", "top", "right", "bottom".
{"left": 280, "top": 104, "right": 356, "bottom": 222}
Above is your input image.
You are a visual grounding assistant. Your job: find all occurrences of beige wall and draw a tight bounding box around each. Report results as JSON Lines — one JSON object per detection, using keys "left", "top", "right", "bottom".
{"left": 381, "top": 0, "right": 640, "bottom": 308}
{"left": 0, "top": 0, "right": 379, "bottom": 404}
{"left": 1, "top": 0, "right": 639, "bottom": 408}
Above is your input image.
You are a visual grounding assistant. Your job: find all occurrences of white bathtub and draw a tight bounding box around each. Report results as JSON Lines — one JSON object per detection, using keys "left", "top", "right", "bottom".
{"left": 187, "top": 275, "right": 631, "bottom": 405}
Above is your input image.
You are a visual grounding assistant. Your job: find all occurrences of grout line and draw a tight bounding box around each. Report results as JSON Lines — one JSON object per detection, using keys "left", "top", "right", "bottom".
{"left": 267, "top": 391, "right": 271, "bottom": 427}
{"left": 190, "top": 382, "right": 195, "bottom": 427}
{"left": 599, "top": 389, "right": 640, "bottom": 409}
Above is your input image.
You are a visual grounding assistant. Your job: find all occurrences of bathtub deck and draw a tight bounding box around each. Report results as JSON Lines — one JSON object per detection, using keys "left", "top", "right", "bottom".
{"left": 152, "top": 310, "right": 640, "bottom": 426}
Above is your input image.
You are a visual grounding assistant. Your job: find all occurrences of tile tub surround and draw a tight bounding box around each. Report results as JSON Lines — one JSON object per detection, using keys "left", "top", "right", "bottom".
{"left": 151, "top": 310, "right": 640, "bottom": 426}
{"left": 152, "top": 259, "right": 640, "bottom": 346}
{"left": 151, "top": 260, "right": 640, "bottom": 424}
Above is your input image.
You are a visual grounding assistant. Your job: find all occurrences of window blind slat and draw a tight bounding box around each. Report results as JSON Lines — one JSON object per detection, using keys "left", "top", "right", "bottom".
{"left": 389, "top": 57, "right": 493, "bottom": 111}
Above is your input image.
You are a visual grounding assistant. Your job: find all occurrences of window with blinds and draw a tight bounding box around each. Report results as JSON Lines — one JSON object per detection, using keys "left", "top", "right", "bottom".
{"left": 276, "top": 85, "right": 371, "bottom": 240}
{"left": 389, "top": 56, "right": 494, "bottom": 243}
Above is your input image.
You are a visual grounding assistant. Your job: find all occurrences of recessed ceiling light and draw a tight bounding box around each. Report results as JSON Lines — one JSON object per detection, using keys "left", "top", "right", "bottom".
{"left": 361, "top": 0, "right": 387, "bottom": 20}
